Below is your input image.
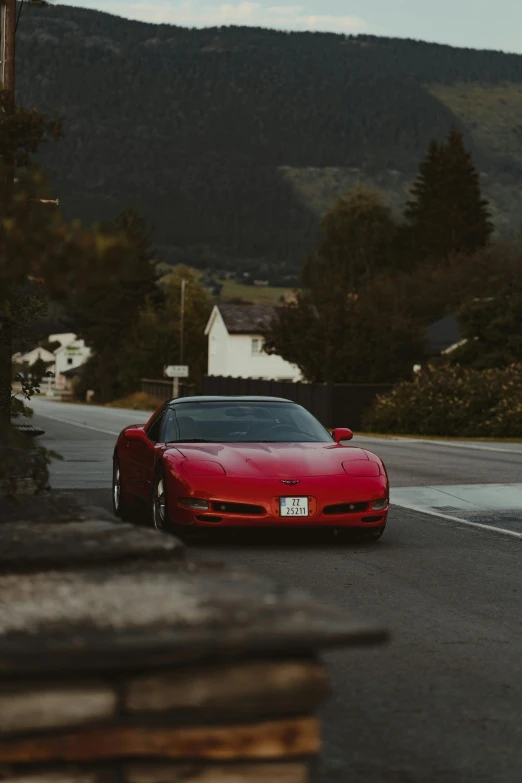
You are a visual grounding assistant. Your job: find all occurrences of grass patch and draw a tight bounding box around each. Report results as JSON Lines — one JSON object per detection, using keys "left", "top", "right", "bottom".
{"left": 106, "top": 392, "right": 159, "bottom": 411}
{"left": 219, "top": 279, "right": 291, "bottom": 304}
{"left": 354, "top": 432, "right": 522, "bottom": 443}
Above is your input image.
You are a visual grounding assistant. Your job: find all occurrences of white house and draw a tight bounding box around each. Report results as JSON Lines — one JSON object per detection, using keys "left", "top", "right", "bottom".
{"left": 205, "top": 304, "right": 302, "bottom": 381}
{"left": 54, "top": 337, "right": 92, "bottom": 392}
{"left": 12, "top": 347, "right": 55, "bottom": 366}
{"left": 48, "top": 332, "right": 77, "bottom": 348}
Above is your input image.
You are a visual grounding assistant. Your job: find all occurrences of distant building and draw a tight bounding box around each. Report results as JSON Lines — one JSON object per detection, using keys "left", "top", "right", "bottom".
{"left": 53, "top": 337, "right": 92, "bottom": 393}
{"left": 12, "top": 347, "right": 55, "bottom": 366}
{"left": 204, "top": 304, "right": 302, "bottom": 382}
{"left": 48, "top": 332, "right": 77, "bottom": 348}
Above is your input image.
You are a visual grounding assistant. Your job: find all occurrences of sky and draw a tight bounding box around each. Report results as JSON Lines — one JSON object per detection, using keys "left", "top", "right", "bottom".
{"left": 60, "top": 1, "right": 522, "bottom": 54}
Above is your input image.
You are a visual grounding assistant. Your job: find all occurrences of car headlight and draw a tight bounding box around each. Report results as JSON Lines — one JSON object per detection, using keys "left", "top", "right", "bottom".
{"left": 371, "top": 497, "right": 388, "bottom": 511}
{"left": 181, "top": 460, "right": 226, "bottom": 476}
{"left": 342, "top": 460, "right": 381, "bottom": 477}
{"left": 178, "top": 498, "right": 210, "bottom": 510}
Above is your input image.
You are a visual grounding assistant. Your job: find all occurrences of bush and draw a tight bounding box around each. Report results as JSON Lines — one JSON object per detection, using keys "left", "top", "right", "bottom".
{"left": 106, "top": 392, "right": 159, "bottom": 411}
{"left": 363, "top": 364, "right": 522, "bottom": 437}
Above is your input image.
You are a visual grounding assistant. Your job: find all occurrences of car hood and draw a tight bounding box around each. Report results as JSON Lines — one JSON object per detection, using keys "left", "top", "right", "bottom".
{"left": 173, "top": 442, "right": 373, "bottom": 478}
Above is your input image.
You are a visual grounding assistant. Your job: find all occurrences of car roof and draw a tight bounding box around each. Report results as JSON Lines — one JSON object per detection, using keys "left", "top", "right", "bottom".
{"left": 168, "top": 395, "right": 294, "bottom": 406}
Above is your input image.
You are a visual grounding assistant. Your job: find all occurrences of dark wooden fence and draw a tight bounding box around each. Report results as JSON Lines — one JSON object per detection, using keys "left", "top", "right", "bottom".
{"left": 141, "top": 378, "right": 194, "bottom": 401}
{"left": 202, "top": 376, "right": 392, "bottom": 431}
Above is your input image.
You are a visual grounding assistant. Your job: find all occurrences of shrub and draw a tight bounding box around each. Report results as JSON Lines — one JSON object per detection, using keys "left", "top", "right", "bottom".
{"left": 106, "top": 392, "right": 159, "bottom": 411}
{"left": 363, "top": 364, "right": 522, "bottom": 437}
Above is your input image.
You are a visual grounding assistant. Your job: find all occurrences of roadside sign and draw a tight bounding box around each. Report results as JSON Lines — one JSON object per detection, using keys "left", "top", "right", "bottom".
{"left": 164, "top": 365, "right": 189, "bottom": 378}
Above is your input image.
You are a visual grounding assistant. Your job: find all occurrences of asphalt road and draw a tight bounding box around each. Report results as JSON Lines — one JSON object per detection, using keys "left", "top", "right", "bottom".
{"left": 30, "top": 398, "right": 522, "bottom": 783}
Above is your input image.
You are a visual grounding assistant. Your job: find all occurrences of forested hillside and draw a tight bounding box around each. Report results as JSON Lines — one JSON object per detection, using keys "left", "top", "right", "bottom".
{"left": 16, "top": 4, "right": 522, "bottom": 280}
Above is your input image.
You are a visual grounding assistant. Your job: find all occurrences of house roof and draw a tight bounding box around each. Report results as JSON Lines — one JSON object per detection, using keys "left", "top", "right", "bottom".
{"left": 217, "top": 304, "right": 277, "bottom": 334}
{"left": 13, "top": 347, "right": 55, "bottom": 365}
{"left": 427, "top": 314, "right": 461, "bottom": 353}
{"left": 61, "top": 365, "right": 83, "bottom": 378}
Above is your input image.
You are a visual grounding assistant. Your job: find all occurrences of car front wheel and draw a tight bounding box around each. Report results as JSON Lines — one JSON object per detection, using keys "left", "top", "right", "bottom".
{"left": 363, "top": 523, "right": 386, "bottom": 542}
{"left": 152, "top": 470, "right": 169, "bottom": 532}
{"left": 112, "top": 458, "right": 131, "bottom": 522}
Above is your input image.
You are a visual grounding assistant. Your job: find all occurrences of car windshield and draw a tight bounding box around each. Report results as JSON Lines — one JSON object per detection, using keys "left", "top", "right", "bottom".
{"left": 163, "top": 401, "right": 333, "bottom": 443}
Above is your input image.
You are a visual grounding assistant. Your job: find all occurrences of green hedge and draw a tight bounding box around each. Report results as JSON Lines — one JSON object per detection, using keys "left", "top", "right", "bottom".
{"left": 363, "top": 364, "right": 522, "bottom": 437}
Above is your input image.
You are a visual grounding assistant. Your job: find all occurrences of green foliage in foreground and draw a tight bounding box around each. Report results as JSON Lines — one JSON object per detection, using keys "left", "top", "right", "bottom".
{"left": 1, "top": 372, "right": 60, "bottom": 497}
{"left": 363, "top": 364, "right": 522, "bottom": 437}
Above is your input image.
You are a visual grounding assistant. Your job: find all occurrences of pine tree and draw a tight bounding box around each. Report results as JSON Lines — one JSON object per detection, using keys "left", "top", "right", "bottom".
{"left": 404, "top": 128, "right": 493, "bottom": 262}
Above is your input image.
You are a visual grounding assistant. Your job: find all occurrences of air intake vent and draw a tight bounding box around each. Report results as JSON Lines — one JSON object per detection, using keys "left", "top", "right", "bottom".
{"left": 324, "top": 502, "right": 368, "bottom": 515}
{"left": 211, "top": 501, "right": 265, "bottom": 516}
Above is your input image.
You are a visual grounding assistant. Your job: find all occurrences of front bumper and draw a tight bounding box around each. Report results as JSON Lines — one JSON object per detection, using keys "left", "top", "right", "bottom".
{"left": 167, "top": 473, "right": 389, "bottom": 529}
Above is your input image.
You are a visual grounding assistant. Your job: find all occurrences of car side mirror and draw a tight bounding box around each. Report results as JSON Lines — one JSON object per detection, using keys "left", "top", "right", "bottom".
{"left": 332, "top": 427, "right": 353, "bottom": 443}
{"left": 124, "top": 427, "right": 149, "bottom": 442}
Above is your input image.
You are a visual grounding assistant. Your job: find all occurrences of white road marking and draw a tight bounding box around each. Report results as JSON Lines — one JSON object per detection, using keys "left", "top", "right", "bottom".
{"left": 32, "top": 411, "right": 120, "bottom": 437}
{"left": 359, "top": 435, "right": 522, "bottom": 456}
{"left": 392, "top": 483, "right": 522, "bottom": 512}
{"left": 391, "top": 483, "right": 522, "bottom": 539}
{"left": 392, "top": 502, "right": 522, "bottom": 540}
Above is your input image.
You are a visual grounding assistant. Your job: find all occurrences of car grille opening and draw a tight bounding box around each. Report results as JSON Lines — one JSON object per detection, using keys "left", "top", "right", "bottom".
{"left": 362, "top": 514, "right": 384, "bottom": 523}
{"left": 196, "top": 515, "right": 222, "bottom": 523}
{"left": 211, "top": 501, "right": 265, "bottom": 516}
{"left": 323, "top": 502, "right": 369, "bottom": 515}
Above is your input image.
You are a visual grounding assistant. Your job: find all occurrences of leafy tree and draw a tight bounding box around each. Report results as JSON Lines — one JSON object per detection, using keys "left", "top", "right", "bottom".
{"left": 0, "top": 158, "right": 139, "bottom": 417}
{"left": 446, "top": 287, "right": 522, "bottom": 370}
{"left": 0, "top": 84, "right": 65, "bottom": 426}
{"left": 114, "top": 265, "right": 213, "bottom": 396}
{"left": 71, "top": 208, "right": 160, "bottom": 402}
{"left": 305, "top": 186, "right": 399, "bottom": 292}
{"left": 266, "top": 188, "right": 423, "bottom": 383}
{"left": 404, "top": 128, "right": 493, "bottom": 262}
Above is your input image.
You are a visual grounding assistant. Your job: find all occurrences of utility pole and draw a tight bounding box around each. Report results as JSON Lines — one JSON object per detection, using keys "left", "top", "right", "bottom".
{"left": 0, "top": 0, "right": 17, "bottom": 427}
{"left": 180, "top": 278, "right": 186, "bottom": 365}
{"left": 172, "top": 278, "right": 187, "bottom": 400}
{"left": 1, "top": 0, "right": 16, "bottom": 103}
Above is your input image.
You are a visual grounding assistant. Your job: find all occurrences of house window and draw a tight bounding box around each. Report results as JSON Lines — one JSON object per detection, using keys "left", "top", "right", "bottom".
{"left": 251, "top": 338, "right": 263, "bottom": 355}
{"left": 67, "top": 358, "right": 74, "bottom": 366}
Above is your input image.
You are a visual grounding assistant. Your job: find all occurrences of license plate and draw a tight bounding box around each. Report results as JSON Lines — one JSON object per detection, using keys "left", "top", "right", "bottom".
{"left": 280, "top": 497, "right": 309, "bottom": 517}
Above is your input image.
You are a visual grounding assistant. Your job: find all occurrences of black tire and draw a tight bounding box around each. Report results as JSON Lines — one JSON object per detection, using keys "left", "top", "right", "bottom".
{"left": 363, "top": 523, "right": 386, "bottom": 542}
{"left": 152, "top": 468, "right": 169, "bottom": 532}
{"left": 112, "top": 457, "right": 132, "bottom": 522}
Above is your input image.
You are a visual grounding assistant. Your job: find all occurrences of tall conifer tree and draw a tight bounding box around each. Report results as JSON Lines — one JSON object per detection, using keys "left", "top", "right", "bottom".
{"left": 404, "top": 128, "right": 493, "bottom": 261}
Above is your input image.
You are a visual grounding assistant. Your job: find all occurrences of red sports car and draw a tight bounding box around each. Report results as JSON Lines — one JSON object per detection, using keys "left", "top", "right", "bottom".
{"left": 112, "top": 396, "right": 389, "bottom": 540}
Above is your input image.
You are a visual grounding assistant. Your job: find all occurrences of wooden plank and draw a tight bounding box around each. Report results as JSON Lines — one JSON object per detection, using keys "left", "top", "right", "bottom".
{"left": 125, "top": 762, "right": 311, "bottom": 783}
{"left": 125, "top": 660, "right": 328, "bottom": 717}
{"left": 0, "top": 522, "right": 184, "bottom": 572}
{"left": 0, "top": 492, "right": 85, "bottom": 525}
{"left": 0, "top": 684, "right": 117, "bottom": 735}
{"left": 0, "top": 562, "right": 388, "bottom": 674}
{"left": 0, "top": 773, "right": 96, "bottom": 783}
{"left": 0, "top": 716, "right": 319, "bottom": 763}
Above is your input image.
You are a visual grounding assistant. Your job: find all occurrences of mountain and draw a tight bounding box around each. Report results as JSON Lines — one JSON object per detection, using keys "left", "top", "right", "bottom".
{"left": 16, "top": 3, "right": 522, "bottom": 280}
